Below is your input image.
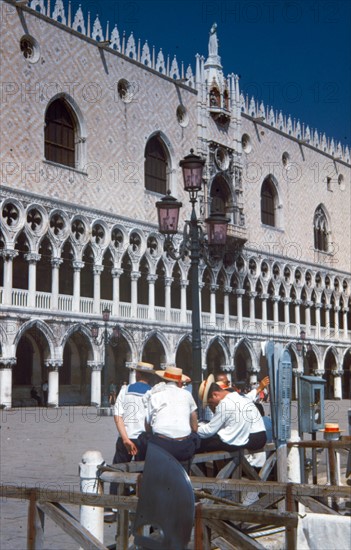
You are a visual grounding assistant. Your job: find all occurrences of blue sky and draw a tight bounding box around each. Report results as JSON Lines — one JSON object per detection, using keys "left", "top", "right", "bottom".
{"left": 70, "top": 0, "right": 351, "bottom": 145}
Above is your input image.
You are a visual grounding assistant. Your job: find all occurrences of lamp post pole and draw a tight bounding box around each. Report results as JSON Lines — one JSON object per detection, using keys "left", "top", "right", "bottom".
{"left": 102, "top": 316, "right": 109, "bottom": 407}
{"left": 189, "top": 198, "right": 202, "bottom": 405}
{"left": 156, "top": 150, "right": 229, "bottom": 407}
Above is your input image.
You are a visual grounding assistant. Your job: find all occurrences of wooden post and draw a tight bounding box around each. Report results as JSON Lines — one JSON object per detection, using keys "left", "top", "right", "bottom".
{"left": 285, "top": 483, "right": 297, "bottom": 550}
{"left": 27, "top": 489, "right": 45, "bottom": 550}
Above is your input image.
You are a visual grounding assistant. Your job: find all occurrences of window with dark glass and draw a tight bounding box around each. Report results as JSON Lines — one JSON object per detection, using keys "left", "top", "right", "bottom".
{"left": 45, "top": 99, "right": 76, "bottom": 168}
{"left": 261, "top": 179, "right": 275, "bottom": 226}
{"left": 144, "top": 136, "right": 168, "bottom": 194}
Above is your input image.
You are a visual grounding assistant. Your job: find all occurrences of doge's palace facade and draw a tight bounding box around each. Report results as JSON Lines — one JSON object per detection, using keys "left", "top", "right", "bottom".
{"left": 0, "top": 0, "right": 350, "bottom": 408}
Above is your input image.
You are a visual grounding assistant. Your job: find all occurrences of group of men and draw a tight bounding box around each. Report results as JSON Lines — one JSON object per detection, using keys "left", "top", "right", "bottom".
{"left": 111, "top": 362, "right": 270, "bottom": 468}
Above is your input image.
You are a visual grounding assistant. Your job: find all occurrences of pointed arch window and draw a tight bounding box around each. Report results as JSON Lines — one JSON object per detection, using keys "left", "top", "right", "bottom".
{"left": 261, "top": 177, "right": 276, "bottom": 227}
{"left": 314, "top": 206, "right": 329, "bottom": 252}
{"left": 144, "top": 136, "right": 169, "bottom": 194}
{"left": 45, "top": 98, "right": 76, "bottom": 168}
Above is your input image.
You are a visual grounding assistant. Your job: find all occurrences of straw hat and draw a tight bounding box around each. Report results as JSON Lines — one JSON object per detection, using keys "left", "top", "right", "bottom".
{"left": 155, "top": 365, "right": 188, "bottom": 383}
{"left": 130, "top": 361, "right": 155, "bottom": 373}
{"left": 320, "top": 423, "right": 343, "bottom": 433}
{"left": 198, "top": 374, "right": 215, "bottom": 407}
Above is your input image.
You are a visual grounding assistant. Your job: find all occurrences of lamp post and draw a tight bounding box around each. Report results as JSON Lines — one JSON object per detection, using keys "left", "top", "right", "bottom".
{"left": 90, "top": 307, "right": 120, "bottom": 408}
{"left": 156, "top": 150, "right": 229, "bottom": 405}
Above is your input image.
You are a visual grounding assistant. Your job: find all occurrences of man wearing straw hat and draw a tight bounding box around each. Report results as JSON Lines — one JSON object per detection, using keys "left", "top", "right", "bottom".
{"left": 197, "top": 374, "right": 267, "bottom": 453}
{"left": 112, "top": 361, "right": 156, "bottom": 464}
{"left": 143, "top": 365, "right": 199, "bottom": 463}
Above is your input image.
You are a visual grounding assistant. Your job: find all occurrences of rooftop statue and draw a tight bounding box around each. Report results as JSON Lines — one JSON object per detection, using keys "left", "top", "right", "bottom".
{"left": 209, "top": 23, "right": 218, "bottom": 57}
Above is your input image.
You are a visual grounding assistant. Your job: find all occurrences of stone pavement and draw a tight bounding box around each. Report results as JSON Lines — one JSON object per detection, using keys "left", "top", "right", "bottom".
{"left": 0, "top": 400, "right": 350, "bottom": 550}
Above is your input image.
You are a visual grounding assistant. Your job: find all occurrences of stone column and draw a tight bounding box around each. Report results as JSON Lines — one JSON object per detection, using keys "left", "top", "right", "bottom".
{"left": 333, "top": 370, "right": 343, "bottom": 400}
{"left": 0, "top": 359, "right": 16, "bottom": 409}
{"left": 315, "top": 303, "right": 322, "bottom": 339}
{"left": 261, "top": 293, "right": 269, "bottom": 333}
{"left": 164, "top": 277, "right": 173, "bottom": 322}
{"left": 131, "top": 271, "right": 140, "bottom": 318}
{"left": 325, "top": 305, "right": 332, "bottom": 338}
{"left": 93, "top": 265, "right": 104, "bottom": 314}
{"left": 343, "top": 308, "right": 349, "bottom": 340}
{"left": 88, "top": 362, "right": 103, "bottom": 407}
{"left": 305, "top": 301, "right": 313, "bottom": 337}
{"left": 111, "top": 268, "right": 122, "bottom": 316}
{"left": 236, "top": 289, "right": 245, "bottom": 331}
{"left": 249, "top": 291, "right": 257, "bottom": 323}
{"left": 210, "top": 284, "right": 218, "bottom": 326}
{"left": 51, "top": 257, "right": 63, "bottom": 310}
{"left": 2, "top": 250, "right": 18, "bottom": 305}
{"left": 272, "top": 296, "right": 280, "bottom": 335}
{"left": 333, "top": 306, "right": 340, "bottom": 339}
{"left": 46, "top": 363, "right": 61, "bottom": 408}
{"left": 147, "top": 274, "right": 157, "bottom": 320}
{"left": 223, "top": 286, "right": 231, "bottom": 328}
{"left": 180, "top": 280, "right": 188, "bottom": 324}
{"left": 282, "top": 298, "right": 291, "bottom": 335}
{"left": 73, "top": 261, "right": 84, "bottom": 313}
{"left": 294, "top": 299, "right": 301, "bottom": 328}
{"left": 25, "top": 253, "right": 41, "bottom": 308}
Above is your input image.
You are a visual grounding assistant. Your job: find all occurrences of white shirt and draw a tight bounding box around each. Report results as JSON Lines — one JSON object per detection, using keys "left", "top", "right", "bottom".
{"left": 144, "top": 381, "right": 197, "bottom": 439}
{"left": 113, "top": 381, "right": 151, "bottom": 440}
{"left": 198, "top": 392, "right": 265, "bottom": 447}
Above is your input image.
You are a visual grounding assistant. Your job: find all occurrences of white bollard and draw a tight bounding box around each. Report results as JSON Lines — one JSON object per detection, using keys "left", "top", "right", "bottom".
{"left": 0, "top": 368, "right": 12, "bottom": 409}
{"left": 79, "top": 450, "right": 104, "bottom": 545}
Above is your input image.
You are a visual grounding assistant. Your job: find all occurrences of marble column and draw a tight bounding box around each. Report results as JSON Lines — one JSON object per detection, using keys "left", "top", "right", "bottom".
{"left": 325, "top": 305, "right": 332, "bottom": 338}
{"left": 210, "top": 284, "right": 218, "bottom": 326}
{"left": 223, "top": 286, "right": 231, "bottom": 329}
{"left": 2, "top": 250, "right": 18, "bottom": 305}
{"left": 147, "top": 274, "right": 157, "bottom": 320}
{"left": 73, "top": 260, "right": 84, "bottom": 313}
{"left": 236, "top": 289, "right": 245, "bottom": 331}
{"left": 51, "top": 257, "right": 63, "bottom": 310}
{"left": 294, "top": 299, "right": 301, "bottom": 329}
{"left": 333, "top": 370, "right": 343, "bottom": 400}
{"left": 315, "top": 303, "right": 322, "bottom": 339}
{"left": 164, "top": 277, "right": 173, "bottom": 322}
{"left": 93, "top": 265, "right": 104, "bottom": 314}
{"left": 131, "top": 271, "right": 140, "bottom": 318}
{"left": 333, "top": 306, "right": 340, "bottom": 339}
{"left": 261, "top": 293, "right": 269, "bottom": 333}
{"left": 305, "top": 301, "right": 313, "bottom": 337}
{"left": 343, "top": 308, "right": 349, "bottom": 340}
{"left": 180, "top": 280, "right": 188, "bottom": 324}
{"left": 46, "top": 363, "right": 61, "bottom": 408}
{"left": 25, "top": 253, "right": 41, "bottom": 308}
{"left": 111, "top": 268, "right": 123, "bottom": 316}
{"left": 88, "top": 362, "right": 103, "bottom": 407}
{"left": 282, "top": 297, "right": 291, "bottom": 335}
{"left": 249, "top": 291, "right": 257, "bottom": 323}
{"left": 0, "top": 359, "right": 16, "bottom": 409}
{"left": 272, "top": 296, "right": 280, "bottom": 335}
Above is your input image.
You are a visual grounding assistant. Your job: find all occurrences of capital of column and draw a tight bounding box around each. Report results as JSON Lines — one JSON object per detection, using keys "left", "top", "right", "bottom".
{"left": 222, "top": 364, "right": 234, "bottom": 372}
{"left": 248, "top": 364, "right": 260, "bottom": 373}
{"left": 260, "top": 293, "right": 269, "bottom": 300}
{"left": 44, "top": 361, "right": 63, "bottom": 371}
{"left": 324, "top": 304, "right": 332, "bottom": 311}
{"left": 2, "top": 249, "right": 18, "bottom": 261}
{"left": 223, "top": 285, "right": 232, "bottom": 294}
{"left": 333, "top": 306, "right": 340, "bottom": 313}
{"left": 210, "top": 284, "right": 219, "bottom": 293}
{"left": 331, "top": 369, "right": 343, "bottom": 377}
{"left": 235, "top": 289, "right": 246, "bottom": 296}
{"left": 180, "top": 280, "right": 189, "bottom": 289}
{"left": 282, "top": 297, "right": 291, "bottom": 304}
{"left": 342, "top": 307, "right": 349, "bottom": 313}
{"left": 147, "top": 274, "right": 158, "bottom": 283}
{"left": 314, "top": 302, "right": 323, "bottom": 309}
{"left": 24, "top": 252, "right": 41, "bottom": 264}
{"left": 111, "top": 267, "right": 123, "bottom": 278}
{"left": 131, "top": 271, "right": 141, "bottom": 282}
{"left": 87, "top": 361, "right": 103, "bottom": 372}
{"left": 313, "top": 369, "right": 324, "bottom": 377}
{"left": 294, "top": 299, "right": 302, "bottom": 306}
{"left": 93, "top": 265, "right": 104, "bottom": 276}
{"left": 164, "top": 277, "right": 173, "bottom": 286}
{"left": 51, "top": 257, "right": 63, "bottom": 268}
{"left": 0, "top": 357, "right": 17, "bottom": 369}
{"left": 248, "top": 291, "right": 257, "bottom": 299}
{"left": 271, "top": 295, "right": 280, "bottom": 303}
{"left": 73, "top": 260, "right": 84, "bottom": 271}
{"left": 305, "top": 300, "right": 313, "bottom": 308}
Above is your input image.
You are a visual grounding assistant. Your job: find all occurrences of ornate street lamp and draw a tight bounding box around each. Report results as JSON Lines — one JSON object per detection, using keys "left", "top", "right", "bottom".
{"left": 90, "top": 307, "right": 120, "bottom": 408}
{"left": 156, "top": 150, "right": 229, "bottom": 405}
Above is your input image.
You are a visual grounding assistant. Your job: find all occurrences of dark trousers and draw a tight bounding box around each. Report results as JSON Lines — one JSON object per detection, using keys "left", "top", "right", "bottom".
{"left": 110, "top": 437, "right": 146, "bottom": 496}
{"left": 198, "top": 431, "right": 267, "bottom": 453}
{"left": 149, "top": 433, "right": 199, "bottom": 463}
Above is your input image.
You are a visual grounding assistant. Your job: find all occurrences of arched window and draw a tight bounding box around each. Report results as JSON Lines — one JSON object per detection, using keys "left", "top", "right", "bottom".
{"left": 261, "top": 177, "right": 276, "bottom": 226}
{"left": 314, "top": 206, "right": 329, "bottom": 252}
{"left": 45, "top": 98, "right": 76, "bottom": 168}
{"left": 144, "top": 136, "right": 169, "bottom": 194}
